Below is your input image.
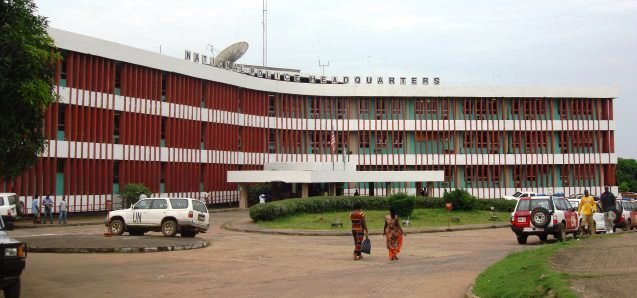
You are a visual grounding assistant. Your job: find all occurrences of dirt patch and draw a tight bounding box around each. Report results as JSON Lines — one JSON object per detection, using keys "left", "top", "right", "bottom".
{"left": 551, "top": 232, "right": 637, "bottom": 297}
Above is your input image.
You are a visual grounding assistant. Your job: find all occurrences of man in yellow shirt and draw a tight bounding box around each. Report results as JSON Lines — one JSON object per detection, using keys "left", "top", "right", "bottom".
{"left": 578, "top": 189, "right": 597, "bottom": 235}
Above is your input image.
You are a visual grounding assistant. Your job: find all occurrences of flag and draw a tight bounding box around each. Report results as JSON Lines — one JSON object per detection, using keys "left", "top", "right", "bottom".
{"left": 330, "top": 131, "right": 336, "bottom": 154}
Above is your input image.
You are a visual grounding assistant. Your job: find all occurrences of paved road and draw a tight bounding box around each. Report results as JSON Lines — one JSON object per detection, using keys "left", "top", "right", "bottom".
{"left": 13, "top": 211, "right": 530, "bottom": 298}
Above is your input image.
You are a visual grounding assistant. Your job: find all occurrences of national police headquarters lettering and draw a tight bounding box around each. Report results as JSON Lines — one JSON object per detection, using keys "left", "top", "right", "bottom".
{"left": 184, "top": 50, "right": 441, "bottom": 86}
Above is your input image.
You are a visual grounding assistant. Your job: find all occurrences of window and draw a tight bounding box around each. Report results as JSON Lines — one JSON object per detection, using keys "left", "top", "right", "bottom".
{"left": 310, "top": 98, "right": 320, "bottom": 118}
{"left": 376, "top": 131, "right": 387, "bottom": 147}
{"left": 336, "top": 99, "right": 345, "bottom": 119}
{"left": 193, "top": 200, "right": 208, "bottom": 213}
{"left": 151, "top": 199, "right": 168, "bottom": 209}
{"left": 170, "top": 199, "right": 189, "bottom": 209}
{"left": 392, "top": 100, "right": 403, "bottom": 115}
{"left": 393, "top": 132, "right": 403, "bottom": 148}
{"left": 463, "top": 100, "right": 473, "bottom": 115}
{"left": 133, "top": 199, "right": 152, "bottom": 209}
{"left": 512, "top": 100, "right": 520, "bottom": 115}
{"left": 268, "top": 95, "right": 275, "bottom": 116}
{"left": 359, "top": 100, "right": 369, "bottom": 116}
{"left": 359, "top": 131, "right": 370, "bottom": 148}
{"left": 415, "top": 100, "right": 425, "bottom": 115}
{"left": 58, "top": 104, "right": 66, "bottom": 133}
{"left": 426, "top": 100, "right": 437, "bottom": 115}
{"left": 375, "top": 99, "right": 385, "bottom": 119}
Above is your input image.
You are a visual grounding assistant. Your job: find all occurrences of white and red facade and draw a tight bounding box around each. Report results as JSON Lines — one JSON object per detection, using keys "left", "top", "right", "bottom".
{"left": 1, "top": 28, "right": 618, "bottom": 213}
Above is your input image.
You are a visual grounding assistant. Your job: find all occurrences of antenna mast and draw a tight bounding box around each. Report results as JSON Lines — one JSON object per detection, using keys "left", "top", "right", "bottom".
{"left": 318, "top": 59, "right": 330, "bottom": 76}
{"left": 262, "top": 0, "right": 268, "bottom": 67}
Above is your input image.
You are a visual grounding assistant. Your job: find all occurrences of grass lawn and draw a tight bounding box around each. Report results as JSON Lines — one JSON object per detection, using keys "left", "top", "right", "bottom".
{"left": 473, "top": 241, "right": 576, "bottom": 298}
{"left": 256, "top": 209, "right": 510, "bottom": 230}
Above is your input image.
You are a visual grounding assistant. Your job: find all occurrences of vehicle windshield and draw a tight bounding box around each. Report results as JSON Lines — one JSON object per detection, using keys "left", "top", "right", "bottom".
{"left": 513, "top": 192, "right": 522, "bottom": 197}
{"left": 516, "top": 199, "right": 553, "bottom": 211}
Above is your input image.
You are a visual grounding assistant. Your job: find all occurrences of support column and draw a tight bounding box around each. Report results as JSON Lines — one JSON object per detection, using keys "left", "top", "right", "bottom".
{"left": 329, "top": 183, "right": 337, "bottom": 196}
{"left": 239, "top": 184, "right": 249, "bottom": 209}
{"left": 386, "top": 182, "right": 392, "bottom": 196}
{"left": 301, "top": 183, "right": 309, "bottom": 198}
{"left": 415, "top": 181, "right": 423, "bottom": 196}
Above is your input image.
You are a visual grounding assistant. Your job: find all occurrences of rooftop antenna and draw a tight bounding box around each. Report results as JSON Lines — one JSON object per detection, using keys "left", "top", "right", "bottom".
{"left": 318, "top": 59, "right": 330, "bottom": 76}
{"left": 262, "top": 0, "right": 268, "bottom": 67}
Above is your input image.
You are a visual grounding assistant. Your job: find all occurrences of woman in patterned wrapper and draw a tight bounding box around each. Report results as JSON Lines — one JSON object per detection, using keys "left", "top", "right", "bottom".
{"left": 349, "top": 202, "right": 368, "bottom": 260}
{"left": 383, "top": 207, "right": 405, "bottom": 261}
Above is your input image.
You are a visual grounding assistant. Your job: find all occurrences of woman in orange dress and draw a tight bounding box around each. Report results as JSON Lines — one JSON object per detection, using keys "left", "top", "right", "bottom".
{"left": 383, "top": 208, "right": 405, "bottom": 261}
{"left": 350, "top": 202, "right": 368, "bottom": 260}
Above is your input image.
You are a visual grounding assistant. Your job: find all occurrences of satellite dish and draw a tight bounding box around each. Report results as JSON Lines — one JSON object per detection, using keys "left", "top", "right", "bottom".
{"left": 215, "top": 42, "right": 249, "bottom": 63}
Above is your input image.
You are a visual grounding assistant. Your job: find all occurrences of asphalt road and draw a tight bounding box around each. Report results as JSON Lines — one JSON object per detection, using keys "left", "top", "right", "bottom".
{"left": 12, "top": 210, "right": 531, "bottom": 298}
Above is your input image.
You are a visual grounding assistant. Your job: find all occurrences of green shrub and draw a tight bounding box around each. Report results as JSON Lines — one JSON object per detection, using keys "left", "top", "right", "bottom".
{"left": 119, "top": 183, "right": 152, "bottom": 208}
{"left": 248, "top": 193, "right": 518, "bottom": 222}
{"left": 443, "top": 189, "right": 477, "bottom": 211}
{"left": 388, "top": 193, "right": 415, "bottom": 217}
{"left": 475, "top": 198, "right": 517, "bottom": 212}
{"left": 249, "top": 196, "right": 391, "bottom": 222}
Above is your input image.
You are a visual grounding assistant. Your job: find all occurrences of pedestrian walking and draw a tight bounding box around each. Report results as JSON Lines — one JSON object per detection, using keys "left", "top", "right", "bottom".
{"left": 59, "top": 197, "right": 68, "bottom": 224}
{"left": 259, "top": 193, "right": 267, "bottom": 204}
{"left": 578, "top": 190, "right": 597, "bottom": 235}
{"left": 600, "top": 186, "right": 617, "bottom": 234}
{"left": 32, "top": 194, "right": 40, "bottom": 224}
{"left": 383, "top": 208, "right": 405, "bottom": 261}
{"left": 354, "top": 190, "right": 359, "bottom": 196}
{"left": 349, "top": 202, "right": 368, "bottom": 260}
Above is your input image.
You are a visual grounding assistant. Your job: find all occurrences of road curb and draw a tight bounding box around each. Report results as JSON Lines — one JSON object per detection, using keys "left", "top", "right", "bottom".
{"left": 26, "top": 239, "right": 210, "bottom": 253}
{"left": 465, "top": 282, "right": 480, "bottom": 298}
{"left": 221, "top": 218, "right": 511, "bottom": 236}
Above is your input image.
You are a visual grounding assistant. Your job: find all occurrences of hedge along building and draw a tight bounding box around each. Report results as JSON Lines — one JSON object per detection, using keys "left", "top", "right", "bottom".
{"left": 1, "top": 28, "right": 618, "bottom": 214}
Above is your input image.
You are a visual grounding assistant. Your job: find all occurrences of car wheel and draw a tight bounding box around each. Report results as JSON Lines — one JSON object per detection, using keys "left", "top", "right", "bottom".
{"left": 530, "top": 207, "right": 551, "bottom": 228}
{"left": 109, "top": 219, "right": 125, "bottom": 235}
{"left": 3, "top": 277, "right": 20, "bottom": 298}
{"left": 629, "top": 219, "right": 633, "bottom": 230}
{"left": 555, "top": 223, "right": 566, "bottom": 242}
{"left": 181, "top": 230, "right": 197, "bottom": 238}
{"left": 539, "top": 234, "right": 548, "bottom": 242}
{"left": 161, "top": 220, "right": 178, "bottom": 237}
{"left": 516, "top": 233, "right": 528, "bottom": 245}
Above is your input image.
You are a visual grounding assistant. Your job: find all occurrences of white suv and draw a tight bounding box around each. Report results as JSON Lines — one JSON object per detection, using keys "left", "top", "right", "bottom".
{"left": 0, "top": 193, "right": 21, "bottom": 229}
{"left": 107, "top": 198, "right": 210, "bottom": 237}
{"left": 510, "top": 196, "right": 579, "bottom": 244}
{"left": 504, "top": 191, "right": 537, "bottom": 200}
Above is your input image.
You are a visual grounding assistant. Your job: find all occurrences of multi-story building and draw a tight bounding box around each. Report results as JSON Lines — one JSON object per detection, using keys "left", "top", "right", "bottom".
{"left": 1, "top": 28, "right": 617, "bottom": 213}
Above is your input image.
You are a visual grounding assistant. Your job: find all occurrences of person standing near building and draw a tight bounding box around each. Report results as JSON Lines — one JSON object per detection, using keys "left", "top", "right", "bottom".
{"left": 42, "top": 195, "right": 54, "bottom": 224}
{"left": 578, "top": 190, "right": 597, "bottom": 235}
{"left": 600, "top": 186, "right": 616, "bottom": 234}
{"left": 349, "top": 202, "right": 368, "bottom": 260}
{"left": 31, "top": 195, "right": 40, "bottom": 224}
{"left": 59, "top": 197, "right": 68, "bottom": 224}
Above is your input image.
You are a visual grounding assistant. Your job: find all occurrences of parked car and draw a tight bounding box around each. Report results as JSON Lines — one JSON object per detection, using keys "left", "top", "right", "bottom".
{"left": 504, "top": 191, "right": 537, "bottom": 201}
{"left": 0, "top": 193, "right": 21, "bottom": 229}
{"left": 510, "top": 196, "right": 579, "bottom": 244}
{"left": 107, "top": 198, "right": 210, "bottom": 237}
{"left": 568, "top": 198, "right": 626, "bottom": 233}
{"left": 617, "top": 200, "right": 632, "bottom": 231}
{"left": 0, "top": 215, "right": 27, "bottom": 298}
{"left": 622, "top": 201, "right": 637, "bottom": 230}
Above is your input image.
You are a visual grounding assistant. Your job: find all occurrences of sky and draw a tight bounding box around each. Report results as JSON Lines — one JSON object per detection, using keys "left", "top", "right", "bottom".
{"left": 36, "top": 0, "right": 637, "bottom": 157}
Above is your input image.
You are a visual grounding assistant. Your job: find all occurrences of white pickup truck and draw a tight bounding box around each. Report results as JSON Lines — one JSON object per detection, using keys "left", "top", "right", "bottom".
{"left": 504, "top": 191, "right": 537, "bottom": 200}
{"left": 107, "top": 197, "right": 210, "bottom": 237}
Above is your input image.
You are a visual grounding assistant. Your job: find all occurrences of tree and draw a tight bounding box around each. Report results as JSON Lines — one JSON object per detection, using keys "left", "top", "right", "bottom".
{"left": 617, "top": 158, "right": 637, "bottom": 192}
{"left": 119, "top": 183, "right": 152, "bottom": 208}
{"left": 0, "top": 0, "right": 59, "bottom": 179}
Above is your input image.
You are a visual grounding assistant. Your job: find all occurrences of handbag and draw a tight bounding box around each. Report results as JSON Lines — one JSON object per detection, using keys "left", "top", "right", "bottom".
{"left": 360, "top": 236, "right": 371, "bottom": 254}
